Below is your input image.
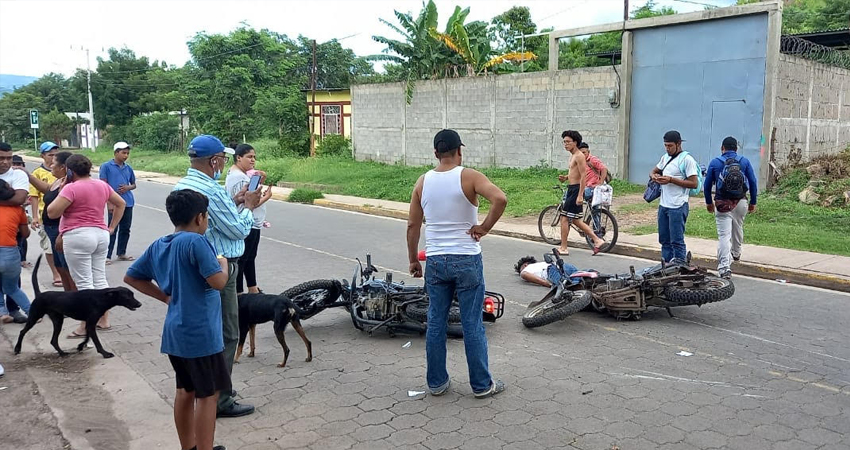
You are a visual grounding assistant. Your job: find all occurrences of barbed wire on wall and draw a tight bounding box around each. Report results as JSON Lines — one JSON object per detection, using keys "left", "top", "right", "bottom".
{"left": 780, "top": 35, "right": 850, "bottom": 70}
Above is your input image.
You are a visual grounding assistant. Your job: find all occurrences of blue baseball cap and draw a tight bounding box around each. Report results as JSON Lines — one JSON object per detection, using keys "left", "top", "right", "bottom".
{"left": 39, "top": 141, "right": 59, "bottom": 153}
{"left": 187, "top": 135, "right": 233, "bottom": 157}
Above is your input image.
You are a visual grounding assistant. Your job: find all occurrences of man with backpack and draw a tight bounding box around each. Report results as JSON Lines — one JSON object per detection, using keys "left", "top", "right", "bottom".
{"left": 703, "top": 136, "right": 758, "bottom": 279}
{"left": 649, "top": 130, "right": 701, "bottom": 262}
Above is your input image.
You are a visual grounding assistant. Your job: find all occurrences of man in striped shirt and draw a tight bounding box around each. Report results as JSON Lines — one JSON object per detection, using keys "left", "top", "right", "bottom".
{"left": 174, "top": 135, "right": 261, "bottom": 418}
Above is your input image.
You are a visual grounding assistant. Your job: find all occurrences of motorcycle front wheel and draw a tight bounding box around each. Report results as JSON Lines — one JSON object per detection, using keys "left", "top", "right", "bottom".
{"left": 522, "top": 290, "right": 592, "bottom": 328}
{"left": 665, "top": 276, "right": 735, "bottom": 306}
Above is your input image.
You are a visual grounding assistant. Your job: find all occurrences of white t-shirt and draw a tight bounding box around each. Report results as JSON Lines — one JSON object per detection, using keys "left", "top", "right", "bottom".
{"left": 225, "top": 167, "right": 266, "bottom": 229}
{"left": 656, "top": 152, "right": 699, "bottom": 209}
{"left": 0, "top": 168, "right": 30, "bottom": 191}
{"left": 521, "top": 262, "right": 549, "bottom": 280}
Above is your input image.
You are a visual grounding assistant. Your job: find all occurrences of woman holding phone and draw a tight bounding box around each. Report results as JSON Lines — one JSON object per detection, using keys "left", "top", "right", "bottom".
{"left": 226, "top": 143, "right": 273, "bottom": 294}
{"left": 48, "top": 154, "right": 125, "bottom": 336}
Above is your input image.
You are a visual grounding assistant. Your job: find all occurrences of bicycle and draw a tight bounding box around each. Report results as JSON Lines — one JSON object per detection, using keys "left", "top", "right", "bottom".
{"left": 537, "top": 184, "right": 618, "bottom": 253}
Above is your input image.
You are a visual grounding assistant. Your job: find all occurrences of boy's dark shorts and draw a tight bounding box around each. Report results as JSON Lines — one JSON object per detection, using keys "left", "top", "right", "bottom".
{"left": 560, "top": 184, "right": 583, "bottom": 220}
{"left": 168, "top": 352, "right": 232, "bottom": 398}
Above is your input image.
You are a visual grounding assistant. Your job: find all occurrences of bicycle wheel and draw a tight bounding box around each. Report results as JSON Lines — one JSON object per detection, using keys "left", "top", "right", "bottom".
{"left": 537, "top": 205, "right": 562, "bottom": 245}
{"left": 583, "top": 207, "right": 618, "bottom": 253}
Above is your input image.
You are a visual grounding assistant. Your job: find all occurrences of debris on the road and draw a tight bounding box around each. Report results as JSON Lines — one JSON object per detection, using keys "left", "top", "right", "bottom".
{"left": 402, "top": 341, "right": 412, "bottom": 348}
{"left": 676, "top": 351, "right": 694, "bottom": 357}
{"left": 0, "top": 387, "right": 7, "bottom": 391}
{"left": 581, "top": 390, "right": 593, "bottom": 395}
{"left": 775, "top": 279, "right": 788, "bottom": 284}
{"left": 408, "top": 390, "right": 426, "bottom": 398}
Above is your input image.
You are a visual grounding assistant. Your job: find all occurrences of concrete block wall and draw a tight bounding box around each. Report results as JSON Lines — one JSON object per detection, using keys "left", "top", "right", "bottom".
{"left": 773, "top": 54, "right": 850, "bottom": 164}
{"left": 351, "top": 66, "right": 621, "bottom": 171}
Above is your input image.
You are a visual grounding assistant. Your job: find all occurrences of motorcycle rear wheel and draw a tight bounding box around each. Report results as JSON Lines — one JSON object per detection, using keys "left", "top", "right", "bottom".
{"left": 665, "top": 276, "right": 735, "bottom": 306}
{"left": 522, "top": 290, "right": 592, "bottom": 328}
{"left": 282, "top": 279, "right": 343, "bottom": 314}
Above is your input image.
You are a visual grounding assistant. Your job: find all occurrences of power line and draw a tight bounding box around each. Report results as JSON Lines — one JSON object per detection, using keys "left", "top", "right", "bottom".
{"left": 538, "top": 0, "right": 592, "bottom": 24}
{"left": 89, "top": 32, "right": 362, "bottom": 76}
{"left": 672, "top": 0, "right": 720, "bottom": 8}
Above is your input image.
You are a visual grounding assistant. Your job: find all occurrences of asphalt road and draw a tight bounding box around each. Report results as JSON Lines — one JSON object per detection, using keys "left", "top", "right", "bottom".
{"left": 7, "top": 174, "right": 850, "bottom": 450}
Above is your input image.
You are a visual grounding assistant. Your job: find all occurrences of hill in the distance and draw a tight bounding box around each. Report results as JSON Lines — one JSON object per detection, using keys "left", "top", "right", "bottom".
{"left": 0, "top": 74, "right": 38, "bottom": 95}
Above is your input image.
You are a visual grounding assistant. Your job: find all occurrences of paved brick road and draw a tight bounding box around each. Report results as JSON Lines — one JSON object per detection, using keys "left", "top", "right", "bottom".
{"left": 7, "top": 179, "right": 850, "bottom": 450}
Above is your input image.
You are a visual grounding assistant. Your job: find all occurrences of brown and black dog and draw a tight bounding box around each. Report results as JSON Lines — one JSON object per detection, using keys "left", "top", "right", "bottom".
{"left": 235, "top": 293, "right": 311, "bottom": 368}
{"left": 14, "top": 256, "right": 142, "bottom": 359}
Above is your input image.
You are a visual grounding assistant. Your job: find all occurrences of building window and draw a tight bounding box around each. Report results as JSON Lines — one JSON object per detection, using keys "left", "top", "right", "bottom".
{"left": 321, "top": 105, "right": 341, "bottom": 136}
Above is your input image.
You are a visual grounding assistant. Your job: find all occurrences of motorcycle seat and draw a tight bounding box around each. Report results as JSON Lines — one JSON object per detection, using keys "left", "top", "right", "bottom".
{"left": 569, "top": 271, "right": 598, "bottom": 278}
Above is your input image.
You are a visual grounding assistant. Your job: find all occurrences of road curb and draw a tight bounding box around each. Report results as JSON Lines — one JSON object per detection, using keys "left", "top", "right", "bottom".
{"left": 311, "top": 200, "right": 850, "bottom": 293}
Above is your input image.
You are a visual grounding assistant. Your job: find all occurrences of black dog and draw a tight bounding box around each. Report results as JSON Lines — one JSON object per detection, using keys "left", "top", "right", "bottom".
{"left": 14, "top": 256, "right": 142, "bottom": 359}
{"left": 235, "top": 293, "right": 311, "bottom": 368}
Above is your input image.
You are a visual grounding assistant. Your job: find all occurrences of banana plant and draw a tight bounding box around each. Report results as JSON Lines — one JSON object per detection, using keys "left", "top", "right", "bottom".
{"left": 429, "top": 6, "right": 536, "bottom": 76}
{"left": 370, "top": 0, "right": 447, "bottom": 103}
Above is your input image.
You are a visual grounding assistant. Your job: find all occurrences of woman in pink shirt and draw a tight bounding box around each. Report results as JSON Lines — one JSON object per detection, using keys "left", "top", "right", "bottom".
{"left": 48, "top": 154, "right": 125, "bottom": 336}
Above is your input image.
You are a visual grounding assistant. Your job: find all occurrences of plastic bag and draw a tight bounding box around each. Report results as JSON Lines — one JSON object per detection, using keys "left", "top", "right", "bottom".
{"left": 592, "top": 184, "right": 613, "bottom": 207}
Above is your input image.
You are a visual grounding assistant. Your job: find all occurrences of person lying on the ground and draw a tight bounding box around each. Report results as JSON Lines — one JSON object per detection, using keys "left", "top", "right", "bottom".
{"left": 514, "top": 256, "right": 586, "bottom": 288}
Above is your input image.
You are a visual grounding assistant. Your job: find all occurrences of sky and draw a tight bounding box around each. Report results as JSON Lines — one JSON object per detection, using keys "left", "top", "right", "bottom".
{"left": 0, "top": 0, "right": 735, "bottom": 78}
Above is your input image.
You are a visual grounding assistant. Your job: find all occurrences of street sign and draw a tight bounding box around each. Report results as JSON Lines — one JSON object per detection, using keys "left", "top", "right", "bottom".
{"left": 29, "top": 109, "right": 39, "bottom": 129}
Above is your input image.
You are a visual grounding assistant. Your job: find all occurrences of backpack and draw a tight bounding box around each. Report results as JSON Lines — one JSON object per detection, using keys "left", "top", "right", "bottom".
{"left": 677, "top": 151, "right": 705, "bottom": 197}
{"left": 716, "top": 155, "right": 748, "bottom": 199}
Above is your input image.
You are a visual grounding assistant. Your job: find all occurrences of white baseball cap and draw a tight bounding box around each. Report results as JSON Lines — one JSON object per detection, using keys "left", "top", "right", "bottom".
{"left": 113, "top": 141, "right": 131, "bottom": 151}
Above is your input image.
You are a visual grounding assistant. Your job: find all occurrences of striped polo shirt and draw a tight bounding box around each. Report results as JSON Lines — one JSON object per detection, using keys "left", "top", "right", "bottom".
{"left": 174, "top": 168, "right": 253, "bottom": 258}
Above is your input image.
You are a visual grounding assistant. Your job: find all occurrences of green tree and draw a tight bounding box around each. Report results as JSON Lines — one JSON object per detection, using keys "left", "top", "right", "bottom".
{"left": 738, "top": 0, "right": 850, "bottom": 33}
{"left": 490, "top": 6, "right": 538, "bottom": 53}
{"left": 371, "top": 0, "right": 453, "bottom": 102}
{"left": 0, "top": 91, "right": 44, "bottom": 143}
{"left": 252, "top": 85, "right": 309, "bottom": 155}
{"left": 40, "top": 108, "right": 74, "bottom": 145}
{"left": 130, "top": 112, "right": 181, "bottom": 150}
{"left": 558, "top": 1, "right": 676, "bottom": 70}
{"left": 183, "top": 27, "right": 304, "bottom": 143}
{"left": 17, "top": 73, "right": 84, "bottom": 113}
{"left": 72, "top": 47, "right": 177, "bottom": 129}
{"left": 296, "top": 37, "right": 376, "bottom": 89}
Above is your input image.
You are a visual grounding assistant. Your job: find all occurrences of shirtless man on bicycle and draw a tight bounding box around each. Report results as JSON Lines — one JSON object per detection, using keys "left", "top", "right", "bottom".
{"left": 557, "top": 130, "right": 605, "bottom": 256}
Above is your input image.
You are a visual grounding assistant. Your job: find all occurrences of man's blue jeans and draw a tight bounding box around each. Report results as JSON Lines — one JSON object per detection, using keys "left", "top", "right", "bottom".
{"left": 658, "top": 203, "right": 689, "bottom": 262}
{"left": 0, "top": 247, "right": 31, "bottom": 316}
{"left": 107, "top": 206, "right": 133, "bottom": 259}
{"left": 425, "top": 253, "right": 492, "bottom": 394}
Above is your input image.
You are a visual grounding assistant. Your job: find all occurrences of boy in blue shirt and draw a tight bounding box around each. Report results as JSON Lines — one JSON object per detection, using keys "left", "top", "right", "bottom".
{"left": 100, "top": 141, "right": 137, "bottom": 263}
{"left": 124, "top": 189, "right": 229, "bottom": 450}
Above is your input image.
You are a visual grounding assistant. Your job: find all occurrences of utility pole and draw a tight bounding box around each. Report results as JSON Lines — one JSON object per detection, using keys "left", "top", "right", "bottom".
{"left": 309, "top": 39, "right": 318, "bottom": 157}
{"left": 309, "top": 40, "right": 317, "bottom": 157}
{"left": 624, "top": 0, "right": 629, "bottom": 21}
{"left": 84, "top": 47, "right": 96, "bottom": 152}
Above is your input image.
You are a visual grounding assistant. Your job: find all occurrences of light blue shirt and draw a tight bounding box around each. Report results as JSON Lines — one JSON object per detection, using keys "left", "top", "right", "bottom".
{"left": 174, "top": 168, "right": 252, "bottom": 258}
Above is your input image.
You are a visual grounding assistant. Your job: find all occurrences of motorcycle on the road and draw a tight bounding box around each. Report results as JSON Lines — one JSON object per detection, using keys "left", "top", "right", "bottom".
{"left": 345, "top": 254, "right": 505, "bottom": 337}
{"left": 522, "top": 248, "right": 735, "bottom": 328}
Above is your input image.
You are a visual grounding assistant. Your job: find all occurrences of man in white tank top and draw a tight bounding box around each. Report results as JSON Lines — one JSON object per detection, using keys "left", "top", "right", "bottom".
{"left": 407, "top": 129, "right": 508, "bottom": 399}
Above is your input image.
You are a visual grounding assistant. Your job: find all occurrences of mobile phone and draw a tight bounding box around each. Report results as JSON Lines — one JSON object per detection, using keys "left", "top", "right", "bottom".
{"left": 248, "top": 174, "right": 261, "bottom": 191}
